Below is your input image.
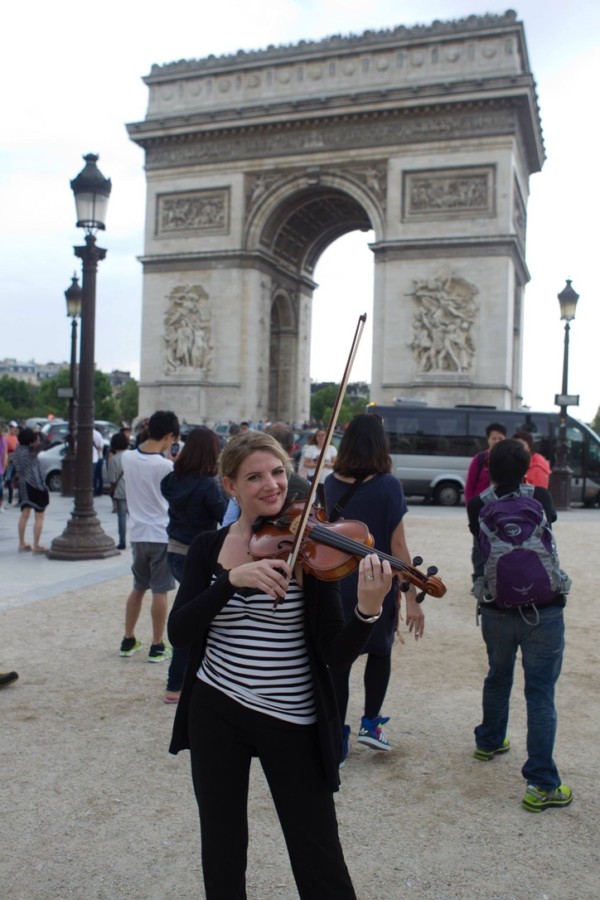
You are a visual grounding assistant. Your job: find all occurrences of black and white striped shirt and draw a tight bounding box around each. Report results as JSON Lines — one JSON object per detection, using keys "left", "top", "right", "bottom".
{"left": 198, "top": 576, "right": 317, "bottom": 724}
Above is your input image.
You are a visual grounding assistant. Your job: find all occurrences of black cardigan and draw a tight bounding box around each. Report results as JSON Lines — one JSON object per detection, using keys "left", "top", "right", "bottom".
{"left": 168, "top": 526, "right": 375, "bottom": 791}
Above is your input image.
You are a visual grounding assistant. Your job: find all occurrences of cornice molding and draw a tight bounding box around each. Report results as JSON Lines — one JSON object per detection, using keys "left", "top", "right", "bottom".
{"left": 136, "top": 100, "right": 541, "bottom": 172}
{"left": 372, "top": 235, "right": 530, "bottom": 284}
{"left": 146, "top": 11, "right": 522, "bottom": 79}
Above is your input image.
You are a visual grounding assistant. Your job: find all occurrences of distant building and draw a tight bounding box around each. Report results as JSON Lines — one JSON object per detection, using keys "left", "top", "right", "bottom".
{"left": 0, "top": 358, "right": 68, "bottom": 385}
{"left": 108, "top": 370, "right": 133, "bottom": 389}
{"left": 0, "top": 359, "right": 133, "bottom": 392}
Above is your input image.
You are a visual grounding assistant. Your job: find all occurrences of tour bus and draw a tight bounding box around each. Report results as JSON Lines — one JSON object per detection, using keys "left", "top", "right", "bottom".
{"left": 366, "top": 403, "right": 600, "bottom": 507}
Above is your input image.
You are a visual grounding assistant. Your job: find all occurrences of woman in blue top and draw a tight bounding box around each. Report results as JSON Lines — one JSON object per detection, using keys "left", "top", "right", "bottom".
{"left": 161, "top": 427, "right": 227, "bottom": 703}
{"left": 323, "top": 414, "right": 425, "bottom": 761}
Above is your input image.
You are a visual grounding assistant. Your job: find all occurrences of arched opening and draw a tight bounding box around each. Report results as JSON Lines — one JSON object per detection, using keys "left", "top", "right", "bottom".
{"left": 256, "top": 182, "right": 377, "bottom": 424}
{"left": 309, "top": 230, "right": 375, "bottom": 388}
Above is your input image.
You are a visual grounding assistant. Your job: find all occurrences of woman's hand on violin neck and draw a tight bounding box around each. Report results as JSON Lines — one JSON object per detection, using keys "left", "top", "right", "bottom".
{"left": 404, "top": 593, "right": 425, "bottom": 641}
{"left": 229, "top": 558, "right": 291, "bottom": 601}
{"left": 357, "top": 553, "right": 393, "bottom": 616}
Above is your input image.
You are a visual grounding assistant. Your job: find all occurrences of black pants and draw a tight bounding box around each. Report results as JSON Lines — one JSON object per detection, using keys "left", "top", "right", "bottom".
{"left": 188, "top": 680, "right": 356, "bottom": 900}
{"left": 331, "top": 653, "right": 392, "bottom": 724}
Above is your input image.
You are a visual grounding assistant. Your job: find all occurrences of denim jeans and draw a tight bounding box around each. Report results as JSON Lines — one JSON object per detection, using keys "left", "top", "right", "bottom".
{"left": 475, "top": 604, "right": 565, "bottom": 790}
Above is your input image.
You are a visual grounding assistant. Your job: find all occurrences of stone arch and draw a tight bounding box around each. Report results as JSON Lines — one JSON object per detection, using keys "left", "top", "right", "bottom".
{"left": 128, "top": 11, "right": 543, "bottom": 423}
{"left": 244, "top": 173, "right": 380, "bottom": 419}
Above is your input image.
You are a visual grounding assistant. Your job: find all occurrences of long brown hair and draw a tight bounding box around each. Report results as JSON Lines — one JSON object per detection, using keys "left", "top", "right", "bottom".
{"left": 174, "top": 427, "right": 220, "bottom": 477}
{"left": 334, "top": 414, "right": 392, "bottom": 478}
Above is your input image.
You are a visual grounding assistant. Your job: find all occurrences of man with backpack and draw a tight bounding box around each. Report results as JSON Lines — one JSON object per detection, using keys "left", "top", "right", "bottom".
{"left": 467, "top": 438, "right": 573, "bottom": 813}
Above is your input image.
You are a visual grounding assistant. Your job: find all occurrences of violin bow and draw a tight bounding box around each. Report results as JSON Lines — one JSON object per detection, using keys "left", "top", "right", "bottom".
{"left": 286, "top": 314, "right": 367, "bottom": 574}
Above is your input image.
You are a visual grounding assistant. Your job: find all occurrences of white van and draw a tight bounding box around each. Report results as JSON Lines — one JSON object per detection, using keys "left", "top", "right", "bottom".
{"left": 367, "top": 404, "right": 600, "bottom": 506}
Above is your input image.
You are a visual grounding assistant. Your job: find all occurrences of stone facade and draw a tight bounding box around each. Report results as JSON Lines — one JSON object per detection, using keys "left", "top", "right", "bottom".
{"left": 127, "top": 10, "right": 543, "bottom": 423}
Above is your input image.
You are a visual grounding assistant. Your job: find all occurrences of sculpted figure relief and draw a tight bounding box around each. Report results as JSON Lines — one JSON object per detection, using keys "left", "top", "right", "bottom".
{"left": 409, "top": 275, "right": 477, "bottom": 373}
{"left": 164, "top": 285, "right": 213, "bottom": 376}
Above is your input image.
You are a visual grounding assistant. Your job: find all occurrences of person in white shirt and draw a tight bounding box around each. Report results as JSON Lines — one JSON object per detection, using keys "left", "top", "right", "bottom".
{"left": 302, "top": 428, "right": 337, "bottom": 505}
{"left": 119, "top": 410, "right": 180, "bottom": 663}
{"left": 92, "top": 428, "right": 105, "bottom": 496}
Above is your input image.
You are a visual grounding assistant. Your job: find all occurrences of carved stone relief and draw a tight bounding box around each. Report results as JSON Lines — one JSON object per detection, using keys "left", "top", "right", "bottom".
{"left": 146, "top": 107, "right": 517, "bottom": 169}
{"left": 409, "top": 274, "right": 478, "bottom": 373}
{"left": 403, "top": 166, "right": 495, "bottom": 220}
{"left": 163, "top": 284, "right": 213, "bottom": 376}
{"left": 156, "top": 189, "right": 230, "bottom": 236}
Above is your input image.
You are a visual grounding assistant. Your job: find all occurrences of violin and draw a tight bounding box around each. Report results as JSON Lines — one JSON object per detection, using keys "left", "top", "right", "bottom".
{"left": 249, "top": 501, "right": 446, "bottom": 602}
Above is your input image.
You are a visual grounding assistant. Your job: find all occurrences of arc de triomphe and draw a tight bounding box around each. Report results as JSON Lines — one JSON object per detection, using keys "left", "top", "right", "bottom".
{"left": 127, "top": 10, "right": 543, "bottom": 425}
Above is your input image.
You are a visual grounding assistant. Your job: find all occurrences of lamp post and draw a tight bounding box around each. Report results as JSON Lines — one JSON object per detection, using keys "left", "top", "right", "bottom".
{"left": 548, "top": 279, "right": 580, "bottom": 512}
{"left": 60, "top": 274, "right": 82, "bottom": 497}
{"left": 49, "top": 154, "right": 118, "bottom": 559}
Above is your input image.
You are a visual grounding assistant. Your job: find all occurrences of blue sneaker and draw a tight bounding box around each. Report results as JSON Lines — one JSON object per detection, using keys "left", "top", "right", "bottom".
{"left": 339, "top": 725, "right": 351, "bottom": 769}
{"left": 357, "top": 716, "right": 391, "bottom": 751}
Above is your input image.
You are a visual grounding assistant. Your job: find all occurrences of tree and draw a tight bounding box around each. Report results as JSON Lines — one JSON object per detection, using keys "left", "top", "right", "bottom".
{"left": 310, "top": 383, "right": 367, "bottom": 427}
{"left": 37, "top": 369, "right": 72, "bottom": 419}
{"left": 116, "top": 378, "right": 139, "bottom": 424}
{"left": 94, "top": 370, "right": 120, "bottom": 422}
{"left": 0, "top": 376, "right": 38, "bottom": 421}
{"left": 591, "top": 407, "right": 600, "bottom": 435}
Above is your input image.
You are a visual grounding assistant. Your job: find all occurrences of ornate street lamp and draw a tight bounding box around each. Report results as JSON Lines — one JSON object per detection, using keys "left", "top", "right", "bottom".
{"left": 61, "top": 274, "right": 82, "bottom": 497}
{"left": 49, "top": 154, "right": 118, "bottom": 559}
{"left": 548, "top": 279, "right": 580, "bottom": 512}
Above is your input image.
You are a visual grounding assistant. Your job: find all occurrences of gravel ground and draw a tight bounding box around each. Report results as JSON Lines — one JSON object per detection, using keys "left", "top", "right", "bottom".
{"left": 1, "top": 509, "right": 599, "bottom": 899}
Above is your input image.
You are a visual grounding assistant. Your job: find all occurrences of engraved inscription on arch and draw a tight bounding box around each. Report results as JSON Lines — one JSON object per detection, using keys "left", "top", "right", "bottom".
{"left": 403, "top": 166, "right": 495, "bottom": 220}
{"left": 409, "top": 274, "right": 478, "bottom": 373}
{"left": 156, "top": 189, "right": 230, "bottom": 237}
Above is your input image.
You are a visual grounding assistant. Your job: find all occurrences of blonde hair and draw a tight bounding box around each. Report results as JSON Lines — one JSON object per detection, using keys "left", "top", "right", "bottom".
{"left": 219, "top": 431, "right": 292, "bottom": 481}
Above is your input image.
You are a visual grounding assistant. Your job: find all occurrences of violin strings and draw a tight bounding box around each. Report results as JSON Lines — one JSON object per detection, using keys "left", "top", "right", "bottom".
{"left": 310, "top": 523, "right": 415, "bottom": 579}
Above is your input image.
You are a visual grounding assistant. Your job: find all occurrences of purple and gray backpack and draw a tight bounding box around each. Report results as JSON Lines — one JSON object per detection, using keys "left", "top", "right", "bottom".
{"left": 476, "top": 484, "right": 571, "bottom": 609}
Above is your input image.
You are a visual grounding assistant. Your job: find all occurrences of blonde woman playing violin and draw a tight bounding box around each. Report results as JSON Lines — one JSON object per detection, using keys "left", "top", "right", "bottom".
{"left": 168, "top": 431, "right": 392, "bottom": 900}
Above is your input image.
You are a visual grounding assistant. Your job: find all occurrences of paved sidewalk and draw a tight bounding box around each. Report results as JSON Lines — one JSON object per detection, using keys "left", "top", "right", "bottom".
{"left": 0, "top": 492, "right": 132, "bottom": 611}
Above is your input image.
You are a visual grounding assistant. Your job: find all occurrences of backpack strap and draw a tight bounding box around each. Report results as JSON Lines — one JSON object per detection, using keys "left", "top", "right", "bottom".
{"left": 328, "top": 475, "right": 367, "bottom": 523}
{"left": 518, "top": 483, "right": 535, "bottom": 498}
{"left": 479, "top": 486, "right": 498, "bottom": 504}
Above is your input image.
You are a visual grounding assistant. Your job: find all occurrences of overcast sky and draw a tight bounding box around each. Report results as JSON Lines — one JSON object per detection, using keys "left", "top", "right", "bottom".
{"left": 1, "top": 1, "right": 598, "bottom": 421}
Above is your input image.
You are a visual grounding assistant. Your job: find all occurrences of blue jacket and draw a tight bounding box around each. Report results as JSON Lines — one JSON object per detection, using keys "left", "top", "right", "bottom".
{"left": 160, "top": 471, "right": 227, "bottom": 545}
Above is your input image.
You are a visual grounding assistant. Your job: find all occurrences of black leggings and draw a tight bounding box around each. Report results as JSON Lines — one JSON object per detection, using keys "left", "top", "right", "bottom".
{"left": 188, "top": 680, "right": 356, "bottom": 900}
{"left": 331, "top": 653, "right": 392, "bottom": 724}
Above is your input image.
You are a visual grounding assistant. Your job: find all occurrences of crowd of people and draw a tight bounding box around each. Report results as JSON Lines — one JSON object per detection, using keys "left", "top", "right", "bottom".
{"left": 2, "top": 410, "right": 572, "bottom": 896}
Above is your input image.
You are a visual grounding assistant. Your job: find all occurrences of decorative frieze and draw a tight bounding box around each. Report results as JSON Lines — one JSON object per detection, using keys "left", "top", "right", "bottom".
{"left": 409, "top": 274, "right": 478, "bottom": 373}
{"left": 163, "top": 284, "right": 213, "bottom": 376}
{"left": 403, "top": 166, "right": 495, "bottom": 220}
{"left": 156, "top": 189, "right": 230, "bottom": 236}
{"left": 145, "top": 106, "right": 517, "bottom": 169}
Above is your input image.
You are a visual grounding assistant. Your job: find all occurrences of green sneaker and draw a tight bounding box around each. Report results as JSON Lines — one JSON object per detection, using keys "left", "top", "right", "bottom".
{"left": 522, "top": 784, "right": 573, "bottom": 813}
{"left": 473, "top": 738, "right": 510, "bottom": 761}
{"left": 120, "top": 636, "right": 142, "bottom": 657}
{"left": 148, "top": 641, "right": 172, "bottom": 663}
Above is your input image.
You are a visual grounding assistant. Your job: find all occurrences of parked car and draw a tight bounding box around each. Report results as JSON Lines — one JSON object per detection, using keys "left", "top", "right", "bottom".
{"left": 38, "top": 438, "right": 113, "bottom": 493}
{"left": 38, "top": 443, "right": 68, "bottom": 492}
{"left": 40, "top": 420, "right": 70, "bottom": 449}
